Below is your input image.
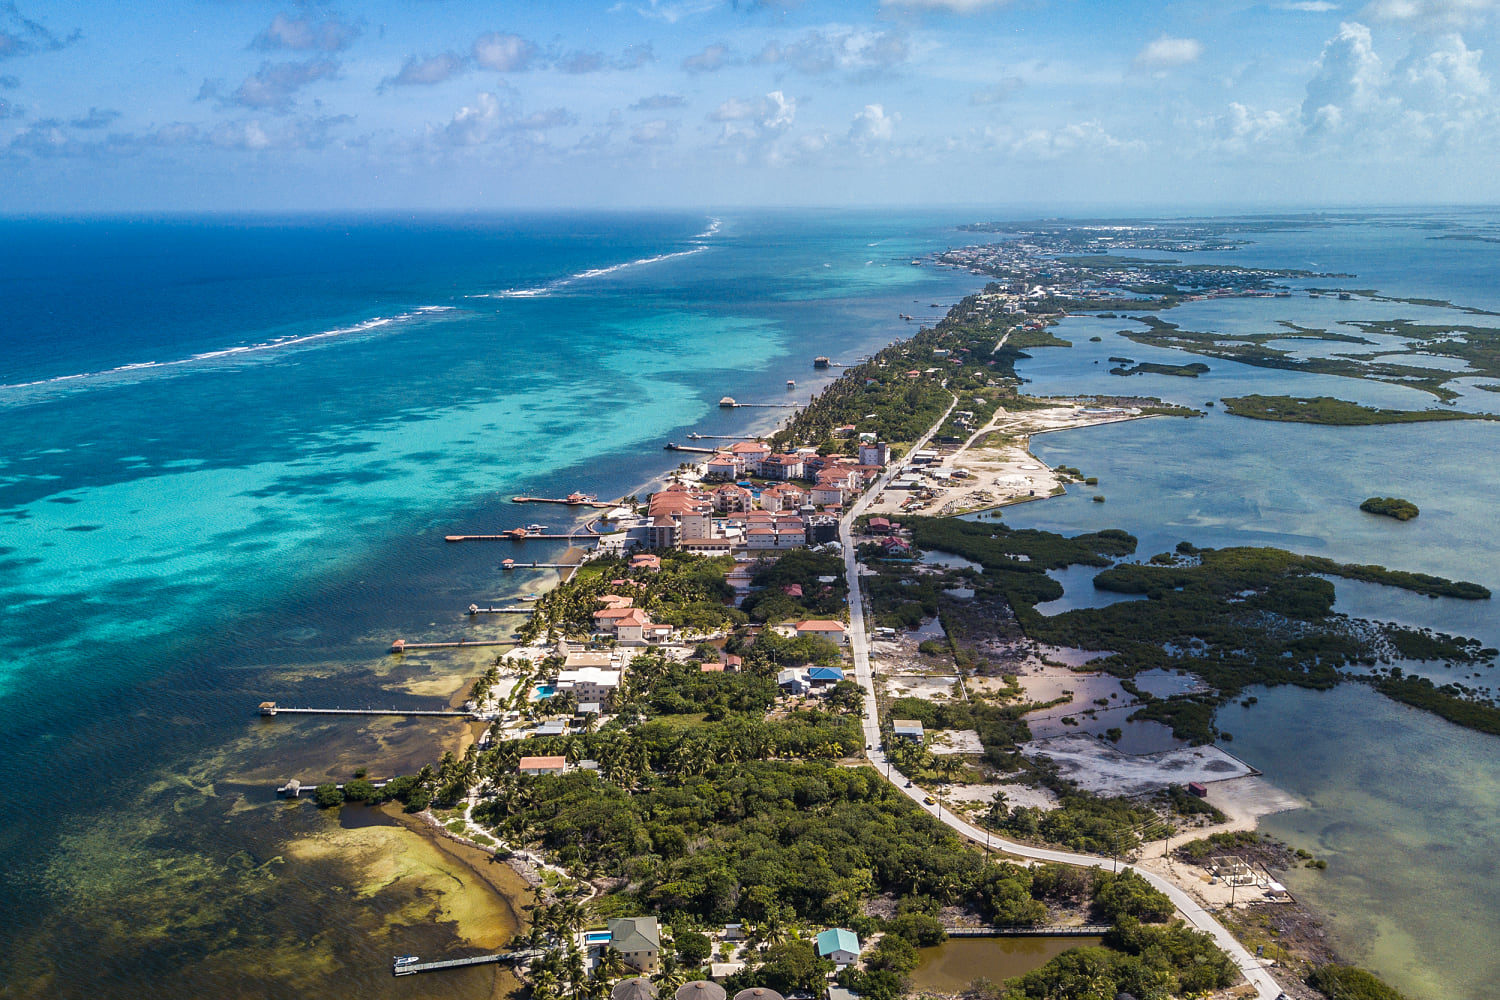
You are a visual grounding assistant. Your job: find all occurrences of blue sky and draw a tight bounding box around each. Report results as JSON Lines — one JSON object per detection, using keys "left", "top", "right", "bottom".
{"left": 2, "top": 0, "right": 1498, "bottom": 211}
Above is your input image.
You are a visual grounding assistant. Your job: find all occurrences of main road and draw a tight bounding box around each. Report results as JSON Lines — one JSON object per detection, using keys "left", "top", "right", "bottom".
{"left": 836, "top": 395, "right": 1282, "bottom": 1000}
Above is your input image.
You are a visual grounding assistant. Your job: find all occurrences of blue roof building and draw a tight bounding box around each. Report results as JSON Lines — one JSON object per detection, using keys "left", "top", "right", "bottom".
{"left": 807, "top": 666, "right": 846, "bottom": 686}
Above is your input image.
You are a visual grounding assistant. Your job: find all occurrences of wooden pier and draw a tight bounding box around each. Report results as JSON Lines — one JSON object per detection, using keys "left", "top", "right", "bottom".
{"left": 663, "top": 443, "right": 718, "bottom": 454}
{"left": 466, "top": 604, "right": 536, "bottom": 615}
{"left": 446, "top": 532, "right": 599, "bottom": 542}
{"left": 943, "top": 925, "right": 1111, "bottom": 937}
{"left": 390, "top": 638, "right": 512, "bottom": 652}
{"left": 511, "top": 495, "right": 616, "bottom": 509}
{"left": 393, "top": 950, "right": 540, "bottom": 976}
{"left": 260, "top": 702, "right": 474, "bottom": 719}
{"left": 499, "top": 561, "right": 575, "bottom": 570}
{"left": 687, "top": 433, "right": 763, "bottom": 440}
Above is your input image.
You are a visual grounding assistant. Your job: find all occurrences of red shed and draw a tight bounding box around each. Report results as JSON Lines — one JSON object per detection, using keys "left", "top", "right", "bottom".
{"left": 1187, "top": 781, "right": 1208, "bottom": 798}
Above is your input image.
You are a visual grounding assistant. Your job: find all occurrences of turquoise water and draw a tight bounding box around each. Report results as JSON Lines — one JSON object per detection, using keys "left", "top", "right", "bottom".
{"left": 999, "top": 211, "right": 1500, "bottom": 1000}
{"left": 0, "top": 210, "right": 985, "bottom": 996}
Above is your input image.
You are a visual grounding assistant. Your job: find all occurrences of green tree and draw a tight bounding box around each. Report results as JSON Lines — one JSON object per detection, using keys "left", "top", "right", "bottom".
{"left": 312, "top": 783, "right": 344, "bottom": 808}
{"left": 676, "top": 930, "right": 713, "bottom": 967}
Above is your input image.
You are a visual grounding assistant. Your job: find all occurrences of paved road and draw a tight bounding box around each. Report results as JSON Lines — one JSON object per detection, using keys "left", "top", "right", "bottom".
{"left": 836, "top": 395, "right": 1282, "bottom": 1000}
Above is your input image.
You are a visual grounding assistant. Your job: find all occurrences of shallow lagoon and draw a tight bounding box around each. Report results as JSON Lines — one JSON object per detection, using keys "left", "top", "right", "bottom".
{"left": 1002, "top": 237, "right": 1500, "bottom": 998}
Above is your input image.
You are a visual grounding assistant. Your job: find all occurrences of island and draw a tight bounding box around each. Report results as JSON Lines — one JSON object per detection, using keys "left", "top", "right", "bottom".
{"left": 1360, "top": 497, "right": 1421, "bottom": 521}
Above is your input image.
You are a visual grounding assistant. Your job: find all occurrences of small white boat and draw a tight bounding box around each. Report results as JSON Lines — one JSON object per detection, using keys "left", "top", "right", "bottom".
{"left": 787, "top": 380, "right": 796, "bottom": 389}
{"left": 394, "top": 956, "right": 421, "bottom": 967}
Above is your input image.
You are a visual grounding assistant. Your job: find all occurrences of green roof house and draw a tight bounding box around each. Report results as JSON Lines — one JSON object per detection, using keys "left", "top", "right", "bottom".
{"left": 608, "top": 916, "right": 661, "bottom": 972}
{"left": 815, "top": 928, "right": 860, "bottom": 966}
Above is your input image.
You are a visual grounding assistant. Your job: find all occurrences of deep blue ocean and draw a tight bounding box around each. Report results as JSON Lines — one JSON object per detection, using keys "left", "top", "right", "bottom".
{"left": 0, "top": 211, "right": 984, "bottom": 998}
{"left": 3, "top": 209, "right": 1499, "bottom": 999}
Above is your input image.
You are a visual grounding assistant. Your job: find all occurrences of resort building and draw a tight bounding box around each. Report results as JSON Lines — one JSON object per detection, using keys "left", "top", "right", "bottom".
{"left": 556, "top": 666, "right": 621, "bottom": 708}
{"left": 608, "top": 916, "right": 662, "bottom": 973}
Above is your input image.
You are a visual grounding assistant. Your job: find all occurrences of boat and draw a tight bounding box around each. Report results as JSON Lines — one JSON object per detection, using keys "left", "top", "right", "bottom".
{"left": 1338, "top": 292, "right": 1352, "bottom": 300}
{"left": 910, "top": 259, "right": 922, "bottom": 266}
{"left": 786, "top": 380, "right": 796, "bottom": 389}
{"left": 394, "top": 956, "right": 420, "bottom": 967}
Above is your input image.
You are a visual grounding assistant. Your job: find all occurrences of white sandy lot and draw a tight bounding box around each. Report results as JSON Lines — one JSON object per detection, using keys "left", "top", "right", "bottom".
{"left": 1021, "top": 733, "right": 1255, "bottom": 797}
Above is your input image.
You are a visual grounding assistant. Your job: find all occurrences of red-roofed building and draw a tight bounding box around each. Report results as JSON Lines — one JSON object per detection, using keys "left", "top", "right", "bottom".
{"left": 519, "top": 755, "right": 567, "bottom": 776}
{"left": 867, "top": 517, "right": 893, "bottom": 535}
{"left": 794, "top": 620, "right": 847, "bottom": 644}
{"left": 713, "top": 483, "right": 753, "bottom": 513}
{"left": 629, "top": 553, "right": 662, "bottom": 571}
{"left": 759, "top": 454, "right": 805, "bottom": 481}
{"left": 704, "top": 454, "right": 741, "bottom": 480}
{"left": 700, "top": 662, "right": 725, "bottom": 673}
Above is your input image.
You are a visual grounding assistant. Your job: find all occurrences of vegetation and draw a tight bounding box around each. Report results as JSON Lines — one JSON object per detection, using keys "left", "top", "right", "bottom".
{"left": 1222, "top": 394, "right": 1493, "bottom": 426}
{"left": 1368, "top": 674, "right": 1500, "bottom": 737}
{"left": 520, "top": 551, "right": 743, "bottom": 643}
{"left": 1360, "top": 496, "right": 1420, "bottom": 521}
{"left": 1110, "top": 361, "right": 1210, "bottom": 378}
{"left": 986, "top": 918, "right": 1238, "bottom": 999}
{"left": 1308, "top": 963, "right": 1410, "bottom": 1000}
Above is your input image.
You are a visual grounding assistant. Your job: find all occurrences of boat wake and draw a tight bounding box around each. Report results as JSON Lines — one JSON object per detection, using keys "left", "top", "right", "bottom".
{"left": 1, "top": 306, "right": 455, "bottom": 403}
{"left": 483, "top": 216, "right": 721, "bottom": 299}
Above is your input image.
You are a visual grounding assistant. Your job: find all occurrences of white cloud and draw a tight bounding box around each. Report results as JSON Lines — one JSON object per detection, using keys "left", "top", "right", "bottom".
{"left": 1302, "top": 21, "right": 1390, "bottom": 132}
{"left": 1363, "top": 0, "right": 1497, "bottom": 27}
{"left": 1134, "top": 35, "right": 1204, "bottom": 69}
{"left": 384, "top": 52, "right": 467, "bottom": 88}
{"left": 631, "top": 118, "right": 677, "bottom": 144}
{"left": 253, "top": 14, "right": 361, "bottom": 53}
{"left": 754, "top": 27, "right": 909, "bottom": 77}
{"left": 683, "top": 42, "right": 732, "bottom": 73}
{"left": 630, "top": 94, "right": 686, "bottom": 111}
{"left": 878, "top": 0, "right": 1013, "bottom": 11}
{"left": 473, "top": 32, "right": 539, "bottom": 73}
{"left": 228, "top": 59, "right": 340, "bottom": 112}
{"left": 1010, "top": 120, "right": 1148, "bottom": 158}
{"left": 849, "top": 103, "right": 897, "bottom": 145}
{"left": 1278, "top": 2, "right": 1341, "bottom": 10}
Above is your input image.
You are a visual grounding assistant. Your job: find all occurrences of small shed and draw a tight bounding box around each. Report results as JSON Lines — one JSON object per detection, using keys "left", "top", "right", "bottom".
{"left": 1187, "top": 781, "right": 1208, "bottom": 798}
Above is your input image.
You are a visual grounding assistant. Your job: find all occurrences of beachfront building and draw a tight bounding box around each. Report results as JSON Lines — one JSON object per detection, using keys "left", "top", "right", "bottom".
{"left": 794, "top": 620, "right": 847, "bottom": 644}
{"left": 704, "top": 454, "right": 741, "bottom": 481}
{"left": 555, "top": 666, "right": 621, "bottom": 709}
{"left": 814, "top": 928, "right": 861, "bottom": 967}
{"left": 759, "top": 453, "right": 805, "bottom": 481}
{"left": 518, "top": 755, "right": 567, "bottom": 776}
{"left": 608, "top": 916, "right": 662, "bottom": 973}
{"left": 713, "top": 484, "right": 753, "bottom": 512}
{"left": 730, "top": 440, "right": 771, "bottom": 466}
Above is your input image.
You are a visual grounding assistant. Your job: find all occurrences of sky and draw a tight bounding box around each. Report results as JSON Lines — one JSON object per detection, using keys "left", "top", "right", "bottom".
{"left": 2, "top": 0, "right": 1499, "bottom": 212}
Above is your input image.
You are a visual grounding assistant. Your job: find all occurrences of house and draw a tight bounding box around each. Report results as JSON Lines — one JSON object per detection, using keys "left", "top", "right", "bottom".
{"left": 594, "top": 606, "right": 644, "bottom": 633}
{"left": 597, "top": 595, "right": 634, "bottom": 610}
{"left": 608, "top": 916, "right": 661, "bottom": 972}
{"left": 730, "top": 440, "right": 771, "bottom": 465}
{"left": 614, "top": 609, "right": 652, "bottom": 642}
{"left": 565, "top": 651, "right": 614, "bottom": 669}
{"left": 518, "top": 755, "right": 567, "bottom": 776}
{"left": 815, "top": 928, "right": 861, "bottom": 967}
{"left": 776, "top": 668, "right": 808, "bottom": 695}
{"left": 722, "top": 653, "right": 742, "bottom": 671}
{"left": 642, "top": 622, "right": 674, "bottom": 642}
{"left": 892, "top": 720, "right": 924, "bottom": 742}
{"left": 533, "top": 719, "right": 569, "bottom": 737}
{"left": 630, "top": 553, "right": 663, "bottom": 571}
{"left": 807, "top": 665, "right": 846, "bottom": 688}
{"left": 866, "top": 517, "right": 893, "bottom": 536}
{"left": 794, "top": 620, "right": 847, "bottom": 644}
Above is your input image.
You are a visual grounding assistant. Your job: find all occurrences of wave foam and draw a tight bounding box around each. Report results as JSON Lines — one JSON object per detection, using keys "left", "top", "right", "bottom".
{"left": 481, "top": 216, "right": 722, "bottom": 299}
{"left": 2, "top": 306, "right": 455, "bottom": 398}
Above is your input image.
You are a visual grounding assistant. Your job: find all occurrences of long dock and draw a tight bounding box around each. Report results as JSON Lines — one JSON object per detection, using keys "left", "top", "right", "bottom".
{"left": 943, "top": 925, "right": 1111, "bottom": 937}
{"left": 394, "top": 950, "right": 540, "bottom": 976}
{"left": 260, "top": 704, "right": 474, "bottom": 719}
{"left": 687, "top": 433, "right": 763, "bottom": 440}
{"left": 663, "top": 443, "right": 717, "bottom": 454}
{"left": 511, "top": 495, "right": 616, "bottom": 509}
{"left": 466, "top": 605, "right": 535, "bottom": 615}
{"left": 390, "top": 638, "right": 512, "bottom": 652}
{"left": 446, "top": 533, "right": 600, "bottom": 542}
{"left": 500, "top": 561, "right": 575, "bottom": 570}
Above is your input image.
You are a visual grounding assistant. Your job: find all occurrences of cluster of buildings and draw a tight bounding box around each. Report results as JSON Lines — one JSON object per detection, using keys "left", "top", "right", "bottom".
{"left": 580, "top": 915, "right": 865, "bottom": 977}
{"left": 937, "top": 233, "right": 1292, "bottom": 306}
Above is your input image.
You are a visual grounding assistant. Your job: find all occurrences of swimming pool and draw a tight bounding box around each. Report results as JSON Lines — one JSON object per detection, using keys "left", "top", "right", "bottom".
{"left": 535, "top": 685, "right": 556, "bottom": 699}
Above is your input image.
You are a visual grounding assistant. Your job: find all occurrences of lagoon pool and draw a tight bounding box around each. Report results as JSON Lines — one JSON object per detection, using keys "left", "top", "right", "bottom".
{"left": 534, "top": 685, "right": 556, "bottom": 699}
